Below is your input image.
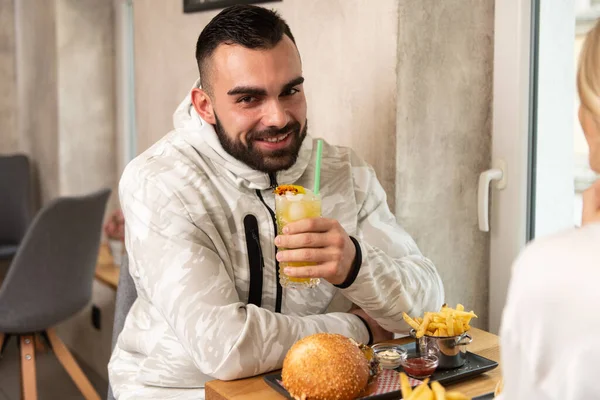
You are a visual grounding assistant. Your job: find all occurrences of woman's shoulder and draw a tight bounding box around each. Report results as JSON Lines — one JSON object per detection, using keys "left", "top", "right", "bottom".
{"left": 501, "top": 224, "right": 600, "bottom": 398}
{"left": 502, "top": 224, "right": 600, "bottom": 334}
{"left": 506, "top": 223, "right": 600, "bottom": 310}
{"left": 516, "top": 223, "right": 600, "bottom": 270}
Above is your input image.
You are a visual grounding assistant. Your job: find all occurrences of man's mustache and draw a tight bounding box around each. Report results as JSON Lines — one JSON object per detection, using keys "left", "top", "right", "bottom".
{"left": 247, "top": 121, "right": 302, "bottom": 141}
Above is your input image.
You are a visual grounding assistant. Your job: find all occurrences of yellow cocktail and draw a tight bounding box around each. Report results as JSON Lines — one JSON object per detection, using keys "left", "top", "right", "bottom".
{"left": 274, "top": 185, "right": 321, "bottom": 288}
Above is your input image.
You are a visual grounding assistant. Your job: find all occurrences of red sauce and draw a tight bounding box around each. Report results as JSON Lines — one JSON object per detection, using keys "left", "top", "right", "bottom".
{"left": 401, "top": 357, "right": 437, "bottom": 378}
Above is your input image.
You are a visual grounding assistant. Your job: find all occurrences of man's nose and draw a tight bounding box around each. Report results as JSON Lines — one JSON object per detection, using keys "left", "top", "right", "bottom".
{"left": 262, "top": 100, "right": 289, "bottom": 129}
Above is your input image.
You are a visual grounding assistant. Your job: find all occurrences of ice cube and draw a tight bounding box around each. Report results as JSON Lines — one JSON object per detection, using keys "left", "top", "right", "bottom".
{"left": 287, "top": 202, "right": 309, "bottom": 221}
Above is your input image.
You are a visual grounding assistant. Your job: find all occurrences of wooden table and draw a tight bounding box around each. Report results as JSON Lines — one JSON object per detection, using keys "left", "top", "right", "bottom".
{"left": 95, "top": 243, "right": 119, "bottom": 290}
{"left": 205, "top": 328, "right": 501, "bottom": 400}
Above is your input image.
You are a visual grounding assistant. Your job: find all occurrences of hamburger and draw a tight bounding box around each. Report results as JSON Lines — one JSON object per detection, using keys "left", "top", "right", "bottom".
{"left": 282, "top": 333, "right": 376, "bottom": 400}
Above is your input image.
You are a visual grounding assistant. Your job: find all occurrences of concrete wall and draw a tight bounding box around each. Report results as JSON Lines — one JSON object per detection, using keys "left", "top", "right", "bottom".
{"left": 0, "top": 0, "right": 18, "bottom": 153}
{"left": 132, "top": 0, "right": 399, "bottom": 206}
{"left": 3, "top": 0, "right": 118, "bottom": 205}
{"left": 1, "top": 0, "right": 119, "bottom": 381}
{"left": 52, "top": 0, "right": 119, "bottom": 381}
{"left": 14, "top": 0, "right": 60, "bottom": 205}
{"left": 396, "top": 1, "right": 494, "bottom": 328}
{"left": 56, "top": 0, "right": 118, "bottom": 199}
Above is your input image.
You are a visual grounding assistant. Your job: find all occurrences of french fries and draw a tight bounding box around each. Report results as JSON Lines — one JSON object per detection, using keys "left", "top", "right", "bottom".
{"left": 494, "top": 378, "right": 504, "bottom": 397}
{"left": 416, "top": 313, "right": 433, "bottom": 338}
{"left": 400, "top": 369, "right": 413, "bottom": 397}
{"left": 399, "top": 372, "right": 471, "bottom": 400}
{"left": 403, "top": 304, "right": 478, "bottom": 339}
{"left": 431, "top": 381, "right": 445, "bottom": 399}
{"left": 403, "top": 312, "right": 421, "bottom": 331}
{"left": 409, "top": 378, "right": 431, "bottom": 399}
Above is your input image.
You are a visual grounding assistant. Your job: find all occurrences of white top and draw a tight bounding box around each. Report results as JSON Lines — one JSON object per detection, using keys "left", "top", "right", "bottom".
{"left": 498, "top": 223, "right": 600, "bottom": 400}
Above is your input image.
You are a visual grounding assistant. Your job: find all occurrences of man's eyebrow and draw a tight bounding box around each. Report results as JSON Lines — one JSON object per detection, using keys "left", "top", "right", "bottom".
{"left": 281, "top": 77, "right": 305, "bottom": 92}
{"left": 226, "top": 77, "right": 305, "bottom": 97}
{"left": 227, "top": 86, "right": 268, "bottom": 96}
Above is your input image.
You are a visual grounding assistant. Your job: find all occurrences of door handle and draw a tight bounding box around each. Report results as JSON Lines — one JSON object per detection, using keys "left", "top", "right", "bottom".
{"left": 478, "top": 160, "right": 507, "bottom": 232}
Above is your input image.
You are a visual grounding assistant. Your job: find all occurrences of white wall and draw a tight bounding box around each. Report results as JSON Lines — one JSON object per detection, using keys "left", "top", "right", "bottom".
{"left": 132, "top": 0, "right": 399, "bottom": 206}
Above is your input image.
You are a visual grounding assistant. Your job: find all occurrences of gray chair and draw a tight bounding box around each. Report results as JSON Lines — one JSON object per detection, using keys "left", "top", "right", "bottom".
{"left": 0, "top": 154, "right": 33, "bottom": 260}
{"left": 0, "top": 188, "right": 110, "bottom": 400}
{"left": 106, "top": 254, "right": 136, "bottom": 400}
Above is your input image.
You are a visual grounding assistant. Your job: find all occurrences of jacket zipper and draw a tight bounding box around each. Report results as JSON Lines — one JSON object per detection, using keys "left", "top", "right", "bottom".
{"left": 243, "top": 215, "right": 263, "bottom": 307}
{"left": 255, "top": 172, "right": 282, "bottom": 313}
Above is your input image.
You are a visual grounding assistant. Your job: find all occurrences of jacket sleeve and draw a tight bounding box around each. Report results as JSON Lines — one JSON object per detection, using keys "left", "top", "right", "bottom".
{"left": 338, "top": 158, "right": 445, "bottom": 333}
{"left": 119, "top": 173, "right": 370, "bottom": 381}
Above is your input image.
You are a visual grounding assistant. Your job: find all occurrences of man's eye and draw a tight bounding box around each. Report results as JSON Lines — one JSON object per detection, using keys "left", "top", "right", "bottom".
{"left": 238, "top": 96, "right": 256, "bottom": 104}
{"left": 281, "top": 88, "right": 300, "bottom": 97}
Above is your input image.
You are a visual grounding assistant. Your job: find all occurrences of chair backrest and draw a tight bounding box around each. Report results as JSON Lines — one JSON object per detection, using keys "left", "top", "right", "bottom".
{"left": 0, "top": 154, "right": 33, "bottom": 244}
{"left": 107, "top": 254, "right": 137, "bottom": 400}
{"left": 0, "top": 189, "right": 111, "bottom": 333}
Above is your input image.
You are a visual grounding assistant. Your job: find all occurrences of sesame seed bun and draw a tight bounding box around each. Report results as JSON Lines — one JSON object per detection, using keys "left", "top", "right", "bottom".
{"left": 282, "top": 333, "right": 370, "bottom": 400}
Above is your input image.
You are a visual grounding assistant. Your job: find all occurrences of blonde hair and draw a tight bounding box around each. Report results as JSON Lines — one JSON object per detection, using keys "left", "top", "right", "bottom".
{"left": 578, "top": 20, "right": 600, "bottom": 118}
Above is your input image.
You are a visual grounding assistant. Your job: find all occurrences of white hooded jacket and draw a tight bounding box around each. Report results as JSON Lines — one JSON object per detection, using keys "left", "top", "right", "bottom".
{"left": 108, "top": 84, "right": 444, "bottom": 399}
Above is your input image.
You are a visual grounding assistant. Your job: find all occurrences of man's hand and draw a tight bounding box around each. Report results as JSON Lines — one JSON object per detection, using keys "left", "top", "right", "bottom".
{"left": 349, "top": 308, "right": 394, "bottom": 344}
{"left": 582, "top": 180, "right": 600, "bottom": 226}
{"left": 275, "top": 217, "right": 356, "bottom": 285}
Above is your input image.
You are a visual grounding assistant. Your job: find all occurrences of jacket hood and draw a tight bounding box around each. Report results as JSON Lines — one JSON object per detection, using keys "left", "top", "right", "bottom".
{"left": 173, "top": 79, "right": 314, "bottom": 191}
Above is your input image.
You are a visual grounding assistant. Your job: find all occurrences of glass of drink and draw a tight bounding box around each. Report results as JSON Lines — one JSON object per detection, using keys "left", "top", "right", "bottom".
{"left": 274, "top": 185, "right": 321, "bottom": 288}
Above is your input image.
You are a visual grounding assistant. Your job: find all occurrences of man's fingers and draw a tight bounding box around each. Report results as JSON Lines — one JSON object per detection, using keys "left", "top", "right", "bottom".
{"left": 277, "top": 246, "right": 344, "bottom": 263}
{"left": 277, "top": 248, "right": 340, "bottom": 263}
{"left": 277, "top": 248, "right": 318, "bottom": 263}
{"left": 275, "top": 232, "right": 327, "bottom": 249}
{"left": 281, "top": 217, "right": 335, "bottom": 234}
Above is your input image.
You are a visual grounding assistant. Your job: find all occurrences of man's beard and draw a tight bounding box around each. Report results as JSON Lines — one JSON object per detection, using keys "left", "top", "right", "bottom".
{"left": 213, "top": 113, "right": 308, "bottom": 173}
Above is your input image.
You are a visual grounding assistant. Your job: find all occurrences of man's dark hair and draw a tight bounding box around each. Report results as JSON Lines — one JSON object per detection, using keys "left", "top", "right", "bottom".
{"left": 195, "top": 5, "right": 296, "bottom": 93}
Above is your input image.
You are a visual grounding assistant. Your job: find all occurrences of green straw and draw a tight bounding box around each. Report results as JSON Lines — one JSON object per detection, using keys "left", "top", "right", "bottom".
{"left": 313, "top": 139, "right": 323, "bottom": 194}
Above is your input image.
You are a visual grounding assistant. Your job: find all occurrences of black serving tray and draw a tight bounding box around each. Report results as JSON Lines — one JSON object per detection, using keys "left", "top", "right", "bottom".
{"left": 264, "top": 342, "right": 498, "bottom": 399}
{"left": 473, "top": 393, "right": 495, "bottom": 400}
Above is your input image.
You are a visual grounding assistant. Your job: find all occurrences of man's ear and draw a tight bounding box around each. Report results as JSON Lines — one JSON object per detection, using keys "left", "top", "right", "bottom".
{"left": 191, "top": 88, "right": 216, "bottom": 124}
